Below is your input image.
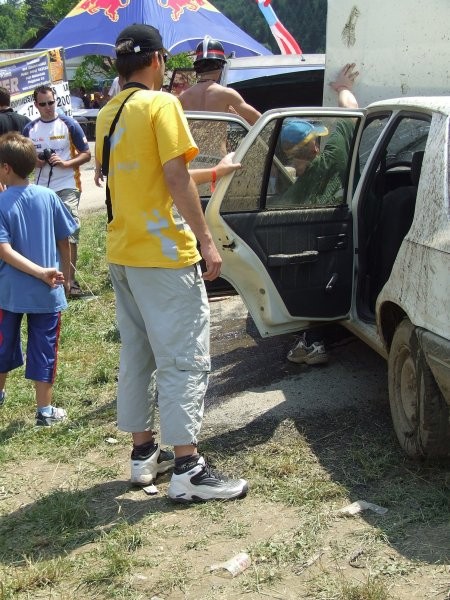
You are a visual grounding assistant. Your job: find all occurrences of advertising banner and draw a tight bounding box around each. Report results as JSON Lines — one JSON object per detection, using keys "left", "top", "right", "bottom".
{"left": 0, "top": 49, "right": 72, "bottom": 118}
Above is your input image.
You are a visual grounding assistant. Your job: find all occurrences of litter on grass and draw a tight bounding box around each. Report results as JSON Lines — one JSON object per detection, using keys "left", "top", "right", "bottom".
{"left": 338, "top": 500, "right": 388, "bottom": 516}
{"left": 209, "top": 552, "right": 251, "bottom": 578}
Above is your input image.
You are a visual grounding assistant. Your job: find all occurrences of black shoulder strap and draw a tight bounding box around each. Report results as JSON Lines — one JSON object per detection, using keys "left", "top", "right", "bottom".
{"left": 103, "top": 90, "right": 140, "bottom": 223}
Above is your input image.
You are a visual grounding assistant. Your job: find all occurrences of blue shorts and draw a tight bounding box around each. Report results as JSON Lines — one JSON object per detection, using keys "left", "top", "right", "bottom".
{"left": 0, "top": 309, "right": 61, "bottom": 383}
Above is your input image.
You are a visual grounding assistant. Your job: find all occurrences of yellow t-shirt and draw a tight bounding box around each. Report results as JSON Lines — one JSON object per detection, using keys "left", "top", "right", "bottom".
{"left": 95, "top": 88, "right": 200, "bottom": 268}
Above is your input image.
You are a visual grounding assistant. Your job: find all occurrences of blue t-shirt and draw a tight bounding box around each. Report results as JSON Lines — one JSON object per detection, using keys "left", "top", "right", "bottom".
{"left": 0, "top": 184, "right": 77, "bottom": 313}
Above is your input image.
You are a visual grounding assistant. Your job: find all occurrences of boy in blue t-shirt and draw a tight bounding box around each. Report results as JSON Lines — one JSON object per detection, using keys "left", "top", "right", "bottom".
{"left": 0, "top": 132, "right": 77, "bottom": 426}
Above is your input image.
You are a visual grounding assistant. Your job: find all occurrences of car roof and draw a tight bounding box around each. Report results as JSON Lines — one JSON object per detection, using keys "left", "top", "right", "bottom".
{"left": 368, "top": 96, "right": 450, "bottom": 114}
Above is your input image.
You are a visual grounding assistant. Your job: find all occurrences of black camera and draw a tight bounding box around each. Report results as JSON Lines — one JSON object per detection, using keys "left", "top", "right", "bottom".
{"left": 38, "top": 148, "right": 55, "bottom": 162}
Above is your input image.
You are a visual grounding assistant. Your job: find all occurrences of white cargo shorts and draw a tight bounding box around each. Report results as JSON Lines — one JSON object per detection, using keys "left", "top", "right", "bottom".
{"left": 109, "top": 262, "right": 210, "bottom": 446}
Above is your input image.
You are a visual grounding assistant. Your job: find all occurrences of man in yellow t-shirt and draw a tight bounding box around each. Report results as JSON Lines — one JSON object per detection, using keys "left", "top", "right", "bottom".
{"left": 95, "top": 24, "right": 248, "bottom": 503}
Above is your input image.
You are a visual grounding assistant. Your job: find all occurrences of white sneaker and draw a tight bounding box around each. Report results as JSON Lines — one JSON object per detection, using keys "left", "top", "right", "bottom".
{"left": 130, "top": 444, "right": 175, "bottom": 486}
{"left": 168, "top": 456, "right": 248, "bottom": 503}
{"left": 35, "top": 406, "right": 67, "bottom": 427}
{"left": 287, "top": 339, "right": 328, "bottom": 365}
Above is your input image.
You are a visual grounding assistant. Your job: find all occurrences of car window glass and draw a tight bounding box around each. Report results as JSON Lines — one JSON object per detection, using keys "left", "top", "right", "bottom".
{"left": 385, "top": 117, "right": 430, "bottom": 165}
{"left": 265, "top": 115, "right": 359, "bottom": 210}
{"left": 358, "top": 114, "right": 390, "bottom": 171}
{"left": 187, "top": 118, "right": 247, "bottom": 198}
{"left": 362, "top": 115, "right": 431, "bottom": 209}
{"left": 220, "top": 120, "right": 277, "bottom": 213}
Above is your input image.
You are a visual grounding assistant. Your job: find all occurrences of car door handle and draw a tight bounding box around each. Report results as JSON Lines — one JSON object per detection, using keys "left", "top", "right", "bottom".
{"left": 317, "top": 234, "right": 348, "bottom": 251}
{"left": 267, "top": 251, "right": 319, "bottom": 267}
{"left": 325, "top": 273, "right": 339, "bottom": 293}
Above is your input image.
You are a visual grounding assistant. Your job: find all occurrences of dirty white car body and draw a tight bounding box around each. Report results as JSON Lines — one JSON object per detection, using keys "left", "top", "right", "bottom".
{"left": 188, "top": 96, "right": 450, "bottom": 459}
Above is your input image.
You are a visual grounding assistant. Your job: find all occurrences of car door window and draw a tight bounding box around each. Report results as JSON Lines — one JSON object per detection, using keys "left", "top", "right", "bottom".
{"left": 358, "top": 114, "right": 390, "bottom": 171}
{"left": 187, "top": 118, "right": 248, "bottom": 198}
{"left": 220, "top": 120, "right": 278, "bottom": 212}
{"left": 265, "top": 115, "right": 360, "bottom": 209}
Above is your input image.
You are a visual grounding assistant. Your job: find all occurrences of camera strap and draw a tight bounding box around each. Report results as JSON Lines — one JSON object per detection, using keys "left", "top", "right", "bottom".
{"left": 103, "top": 89, "right": 140, "bottom": 223}
{"left": 36, "top": 164, "right": 54, "bottom": 188}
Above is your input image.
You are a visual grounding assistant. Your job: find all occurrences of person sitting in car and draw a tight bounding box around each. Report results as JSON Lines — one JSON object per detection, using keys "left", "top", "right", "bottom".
{"left": 284, "top": 63, "right": 359, "bottom": 365}
{"left": 279, "top": 63, "right": 359, "bottom": 208}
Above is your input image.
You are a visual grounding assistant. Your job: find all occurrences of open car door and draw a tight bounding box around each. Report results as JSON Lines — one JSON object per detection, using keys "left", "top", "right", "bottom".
{"left": 204, "top": 107, "right": 365, "bottom": 337}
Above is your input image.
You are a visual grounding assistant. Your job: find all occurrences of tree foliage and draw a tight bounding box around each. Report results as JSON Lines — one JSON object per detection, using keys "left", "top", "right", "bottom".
{"left": 0, "top": 1, "right": 28, "bottom": 49}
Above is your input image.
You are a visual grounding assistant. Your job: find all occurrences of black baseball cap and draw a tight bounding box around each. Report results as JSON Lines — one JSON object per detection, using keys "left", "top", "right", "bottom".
{"left": 115, "top": 24, "right": 164, "bottom": 55}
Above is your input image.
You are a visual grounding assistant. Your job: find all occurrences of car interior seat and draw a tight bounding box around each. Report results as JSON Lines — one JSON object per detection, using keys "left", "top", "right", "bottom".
{"left": 369, "top": 150, "right": 424, "bottom": 307}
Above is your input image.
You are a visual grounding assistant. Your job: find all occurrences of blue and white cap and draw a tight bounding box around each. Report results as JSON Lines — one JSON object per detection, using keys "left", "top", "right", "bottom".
{"left": 281, "top": 120, "right": 328, "bottom": 151}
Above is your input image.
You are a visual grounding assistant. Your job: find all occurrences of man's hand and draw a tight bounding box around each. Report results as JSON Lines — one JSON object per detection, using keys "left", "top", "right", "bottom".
{"left": 94, "top": 170, "right": 104, "bottom": 187}
{"left": 215, "top": 152, "right": 242, "bottom": 179}
{"left": 199, "top": 237, "right": 222, "bottom": 281}
{"left": 48, "top": 153, "right": 66, "bottom": 168}
{"left": 39, "top": 268, "right": 65, "bottom": 288}
{"left": 94, "top": 159, "right": 104, "bottom": 187}
{"left": 330, "top": 63, "right": 359, "bottom": 93}
{"left": 330, "top": 63, "right": 359, "bottom": 109}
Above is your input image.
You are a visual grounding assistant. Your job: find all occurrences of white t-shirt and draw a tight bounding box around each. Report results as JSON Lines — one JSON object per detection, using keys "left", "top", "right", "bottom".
{"left": 70, "top": 95, "right": 84, "bottom": 110}
{"left": 23, "top": 115, "right": 89, "bottom": 192}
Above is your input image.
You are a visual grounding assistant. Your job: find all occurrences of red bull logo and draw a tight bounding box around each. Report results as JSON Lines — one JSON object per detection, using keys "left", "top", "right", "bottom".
{"left": 157, "top": 0, "right": 207, "bottom": 22}
{"left": 76, "top": 0, "right": 130, "bottom": 22}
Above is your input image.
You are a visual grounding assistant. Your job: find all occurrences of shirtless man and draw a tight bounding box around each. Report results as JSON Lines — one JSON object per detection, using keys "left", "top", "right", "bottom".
{"left": 179, "top": 36, "right": 261, "bottom": 125}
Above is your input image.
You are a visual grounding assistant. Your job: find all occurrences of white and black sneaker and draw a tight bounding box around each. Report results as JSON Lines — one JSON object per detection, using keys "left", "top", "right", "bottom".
{"left": 168, "top": 456, "right": 248, "bottom": 503}
{"left": 130, "top": 444, "right": 175, "bottom": 486}
{"left": 287, "top": 338, "right": 328, "bottom": 365}
{"left": 35, "top": 406, "right": 67, "bottom": 427}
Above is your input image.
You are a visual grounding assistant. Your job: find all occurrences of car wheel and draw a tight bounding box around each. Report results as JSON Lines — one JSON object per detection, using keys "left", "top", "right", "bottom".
{"left": 388, "top": 319, "right": 450, "bottom": 458}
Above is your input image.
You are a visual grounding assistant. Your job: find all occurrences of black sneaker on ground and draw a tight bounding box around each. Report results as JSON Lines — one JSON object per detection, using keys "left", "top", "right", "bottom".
{"left": 130, "top": 444, "right": 175, "bottom": 486}
{"left": 168, "top": 456, "right": 248, "bottom": 503}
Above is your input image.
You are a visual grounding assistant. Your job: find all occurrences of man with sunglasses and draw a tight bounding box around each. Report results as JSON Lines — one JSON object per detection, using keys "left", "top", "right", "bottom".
{"left": 95, "top": 24, "right": 248, "bottom": 503}
{"left": 23, "top": 85, "right": 91, "bottom": 298}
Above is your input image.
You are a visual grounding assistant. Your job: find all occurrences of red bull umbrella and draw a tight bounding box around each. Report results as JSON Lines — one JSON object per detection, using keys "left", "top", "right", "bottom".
{"left": 35, "top": 0, "right": 272, "bottom": 59}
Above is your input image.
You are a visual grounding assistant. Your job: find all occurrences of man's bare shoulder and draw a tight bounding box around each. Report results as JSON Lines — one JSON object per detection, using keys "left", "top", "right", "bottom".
{"left": 179, "top": 86, "right": 203, "bottom": 110}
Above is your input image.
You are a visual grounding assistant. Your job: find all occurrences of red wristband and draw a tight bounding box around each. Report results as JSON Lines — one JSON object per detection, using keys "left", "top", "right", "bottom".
{"left": 211, "top": 169, "right": 217, "bottom": 193}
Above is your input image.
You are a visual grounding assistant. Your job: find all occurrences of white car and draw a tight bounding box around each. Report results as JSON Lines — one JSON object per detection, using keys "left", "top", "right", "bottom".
{"left": 187, "top": 97, "right": 450, "bottom": 459}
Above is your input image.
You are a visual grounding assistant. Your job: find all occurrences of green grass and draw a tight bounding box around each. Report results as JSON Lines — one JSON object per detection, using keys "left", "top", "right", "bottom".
{"left": 0, "top": 212, "right": 449, "bottom": 599}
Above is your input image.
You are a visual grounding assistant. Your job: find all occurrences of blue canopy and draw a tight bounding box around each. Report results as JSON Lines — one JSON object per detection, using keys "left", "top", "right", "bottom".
{"left": 35, "top": 0, "right": 271, "bottom": 59}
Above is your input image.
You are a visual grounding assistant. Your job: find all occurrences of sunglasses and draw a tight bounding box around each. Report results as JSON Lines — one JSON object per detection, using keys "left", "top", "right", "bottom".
{"left": 37, "top": 100, "right": 56, "bottom": 107}
{"left": 160, "top": 53, "right": 168, "bottom": 64}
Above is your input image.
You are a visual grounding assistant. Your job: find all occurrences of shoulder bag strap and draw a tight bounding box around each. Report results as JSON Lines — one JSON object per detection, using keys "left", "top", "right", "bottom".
{"left": 103, "top": 89, "right": 140, "bottom": 223}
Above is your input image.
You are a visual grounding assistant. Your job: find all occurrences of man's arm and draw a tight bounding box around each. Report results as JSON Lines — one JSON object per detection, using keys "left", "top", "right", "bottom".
{"left": 189, "top": 152, "right": 241, "bottom": 185}
{"left": 330, "top": 63, "right": 359, "bottom": 108}
{"left": 225, "top": 88, "right": 261, "bottom": 125}
{"left": 163, "top": 155, "right": 222, "bottom": 281}
{"left": 0, "top": 242, "right": 64, "bottom": 288}
{"left": 49, "top": 149, "right": 91, "bottom": 170}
